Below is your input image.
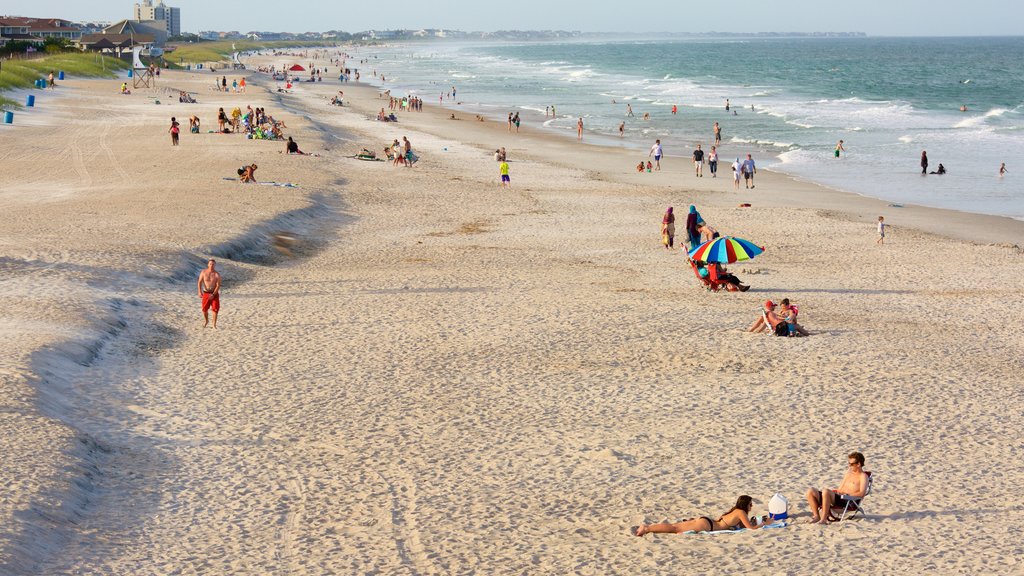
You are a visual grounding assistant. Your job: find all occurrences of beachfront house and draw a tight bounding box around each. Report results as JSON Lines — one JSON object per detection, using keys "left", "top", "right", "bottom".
{"left": 0, "top": 17, "right": 83, "bottom": 44}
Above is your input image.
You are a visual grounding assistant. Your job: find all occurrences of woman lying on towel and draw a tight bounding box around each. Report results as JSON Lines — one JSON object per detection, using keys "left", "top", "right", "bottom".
{"left": 634, "top": 495, "right": 767, "bottom": 536}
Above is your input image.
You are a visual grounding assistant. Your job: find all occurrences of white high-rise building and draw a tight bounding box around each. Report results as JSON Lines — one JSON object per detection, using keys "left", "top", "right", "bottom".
{"left": 133, "top": 0, "right": 180, "bottom": 37}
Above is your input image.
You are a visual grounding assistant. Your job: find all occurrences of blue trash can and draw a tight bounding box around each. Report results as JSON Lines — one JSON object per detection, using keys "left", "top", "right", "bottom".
{"left": 58, "top": 71, "right": 65, "bottom": 80}
{"left": 26, "top": 95, "right": 35, "bottom": 107}
{"left": 3, "top": 111, "right": 13, "bottom": 124}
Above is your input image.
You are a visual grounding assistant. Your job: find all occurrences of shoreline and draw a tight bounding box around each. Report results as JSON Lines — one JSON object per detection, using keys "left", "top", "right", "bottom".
{"left": 321, "top": 68, "right": 1024, "bottom": 247}
{"left": 345, "top": 40, "right": 1024, "bottom": 224}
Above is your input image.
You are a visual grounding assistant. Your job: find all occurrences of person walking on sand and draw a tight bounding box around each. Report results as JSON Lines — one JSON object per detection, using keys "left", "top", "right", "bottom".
{"left": 499, "top": 160, "right": 511, "bottom": 188}
{"left": 649, "top": 139, "right": 663, "bottom": 171}
{"left": 577, "top": 117, "right": 584, "bottom": 141}
{"left": 661, "top": 207, "right": 675, "bottom": 249}
{"left": 198, "top": 259, "right": 222, "bottom": 329}
{"left": 708, "top": 146, "right": 719, "bottom": 178}
{"left": 876, "top": 216, "right": 886, "bottom": 245}
{"left": 742, "top": 154, "right": 757, "bottom": 189}
{"left": 921, "top": 150, "right": 929, "bottom": 174}
{"left": 835, "top": 139, "right": 845, "bottom": 158}
{"left": 48, "top": 71, "right": 55, "bottom": 89}
{"left": 168, "top": 117, "right": 180, "bottom": 146}
{"left": 806, "top": 452, "right": 869, "bottom": 524}
{"left": 732, "top": 157, "right": 741, "bottom": 189}
{"left": 693, "top": 144, "right": 705, "bottom": 177}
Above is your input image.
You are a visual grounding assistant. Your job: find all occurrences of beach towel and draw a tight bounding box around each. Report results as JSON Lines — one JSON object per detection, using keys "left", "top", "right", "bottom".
{"left": 683, "top": 521, "right": 789, "bottom": 535}
{"left": 222, "top": 177, "right": 298, "bottom": 188}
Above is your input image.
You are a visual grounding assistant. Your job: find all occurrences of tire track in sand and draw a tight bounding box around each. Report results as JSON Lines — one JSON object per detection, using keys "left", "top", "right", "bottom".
{"left": 377, "top": 468, "right": 435, "bottom": 575}
{"left": 279, "top": 477, "right": 306, "bottom": 574}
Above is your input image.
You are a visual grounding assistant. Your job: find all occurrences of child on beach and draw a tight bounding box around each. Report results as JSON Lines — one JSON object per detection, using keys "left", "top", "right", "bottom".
{"left": 646, "top": 161, "right": 653, "bottom": 173}
{"left": 637, "top": 161, "right": 645, "bottom": 173}
{"left": 999, "top": 162, "right": 1007, "bottom": 176}
{"left": 877, "top": 216, "right": 886, "bottom": 245}
{"left": 499, "top": 161, "right": 511, "bottom": 188}
{"left": 168, "top": 117, "right": 180, "bottom": 146}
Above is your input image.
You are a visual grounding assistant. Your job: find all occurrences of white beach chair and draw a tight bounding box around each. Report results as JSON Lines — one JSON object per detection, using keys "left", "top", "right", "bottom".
{"left": 831, "top": 471, "right": 873, "bottom": 523}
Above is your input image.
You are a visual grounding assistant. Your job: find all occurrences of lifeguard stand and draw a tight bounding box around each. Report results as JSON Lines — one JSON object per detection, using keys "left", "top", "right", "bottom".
{"left": 132, "top": 47, "right": 154, "bottom": 89}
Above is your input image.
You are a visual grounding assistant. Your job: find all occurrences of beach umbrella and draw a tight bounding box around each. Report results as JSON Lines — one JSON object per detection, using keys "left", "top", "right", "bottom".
{"left": 688, "top": 236, "right": 764, "bottom": 264}
{"left": 288, "top": 64, "right": 306, "bottom": 72}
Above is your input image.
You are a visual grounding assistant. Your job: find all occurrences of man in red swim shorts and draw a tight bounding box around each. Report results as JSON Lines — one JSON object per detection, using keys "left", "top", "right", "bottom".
{"left": 197, "top": 258, "right": 222, "bottom": 329}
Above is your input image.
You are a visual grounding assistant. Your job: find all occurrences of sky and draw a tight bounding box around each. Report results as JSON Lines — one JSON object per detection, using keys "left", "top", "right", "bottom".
{"left": 2, "top": 0, "right": 1022, "bottom": 36}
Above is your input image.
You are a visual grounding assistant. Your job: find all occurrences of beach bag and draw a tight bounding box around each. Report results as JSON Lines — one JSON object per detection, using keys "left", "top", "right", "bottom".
{"left": 661, "top": 233, "right": 670, "bottom": 247}
{"left": 768, "top": 493, "right": 789, "bottom": 520}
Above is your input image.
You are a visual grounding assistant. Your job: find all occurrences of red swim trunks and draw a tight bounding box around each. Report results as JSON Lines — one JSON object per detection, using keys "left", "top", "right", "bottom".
{"left": 201, "top": 292, "right": 220, "bottom": 313}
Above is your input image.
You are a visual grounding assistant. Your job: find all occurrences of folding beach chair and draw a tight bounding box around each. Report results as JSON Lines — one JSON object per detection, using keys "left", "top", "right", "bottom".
{"left": 689, "top": 260, "right": 716, "bottom": 291}
{"left": 830, "top": 471, "right": 873, "bottom": 522}
{"left": 706, "top": 264, "right": 736, "bottom": 292}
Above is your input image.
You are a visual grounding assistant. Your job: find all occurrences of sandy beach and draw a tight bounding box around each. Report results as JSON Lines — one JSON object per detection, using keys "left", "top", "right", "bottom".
{"left": 1, "top": 52, "right": 1023, "bottom": 574}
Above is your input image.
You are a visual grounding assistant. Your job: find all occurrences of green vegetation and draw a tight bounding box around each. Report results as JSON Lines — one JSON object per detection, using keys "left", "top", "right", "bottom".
{"left": 0, "top": 52, "right": 127, "bottom": 108}
{"left": 167, "top": 40, "right": 337, "bottom": 66}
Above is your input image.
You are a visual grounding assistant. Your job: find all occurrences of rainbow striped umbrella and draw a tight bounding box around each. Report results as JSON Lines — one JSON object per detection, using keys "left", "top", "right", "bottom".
{"left": 688, "top": 236, "right": 764, "bottom": 263}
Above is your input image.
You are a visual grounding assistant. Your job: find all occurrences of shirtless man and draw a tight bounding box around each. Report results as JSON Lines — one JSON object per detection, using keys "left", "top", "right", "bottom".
{"left": 197, "top": 259, "right": 222, "bottom": 329}
{"left": 806, "top": 452, "right": 869, "bottom": 524}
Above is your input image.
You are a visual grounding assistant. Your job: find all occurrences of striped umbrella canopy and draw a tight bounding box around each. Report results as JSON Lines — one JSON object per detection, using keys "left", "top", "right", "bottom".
{"left": 688, "top": 236, "right": 764, "bottom": 263}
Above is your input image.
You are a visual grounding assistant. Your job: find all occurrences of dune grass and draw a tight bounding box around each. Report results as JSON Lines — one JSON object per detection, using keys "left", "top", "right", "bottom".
{"left": 167, "top": 40, "right": 335, "bottom": 66}
{"left": 0, "top": 52, "right": 127, "bottom": 108}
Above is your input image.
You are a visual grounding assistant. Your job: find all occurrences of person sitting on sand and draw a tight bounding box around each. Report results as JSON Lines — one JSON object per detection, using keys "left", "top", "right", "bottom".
{"left": 637, "top": 161, "right": 645, "bottom": 173}
{"left": 286, "top": 136, "right": 304, "bottom": 155}
{"left": 635, "top": 495, "right": 769, "bottom": 536}
{"left": 748, "top": 300, "right": 784, "bottom": 333}
{"left": 239, "top": 163, "right": 258, "bottom": 183}
{"left": 121, "top": 82, "right": 130, "bottom": 95}
{"left": 807, "top": 452, "right": 869, "bottom": 524}
{"left": 779, "top": 298, "right": 809, "bottom": 336}
{"left": 713, "top": 263, "right": 750, "bottom": 292}
{"left": 930, "top": 163, "right": 946, "bottom": 175}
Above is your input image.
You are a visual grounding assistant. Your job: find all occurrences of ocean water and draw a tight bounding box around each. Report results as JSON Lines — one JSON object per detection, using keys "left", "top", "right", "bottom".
{"left": 351, "top": 37, "right": 1024, "bottom": 219}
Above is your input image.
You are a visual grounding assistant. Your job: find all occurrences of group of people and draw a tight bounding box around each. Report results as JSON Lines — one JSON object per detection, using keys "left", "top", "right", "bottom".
{"left": 383, "top": 137, "right": 417, "bottom": 167}
{"left": 387, "top": 95, "right": 423, "bottom": 112}
{"left": 661, "top": 205, "right": 716, "bottom": 251}
{"left": 217, "top": 76, "right": 245, "bottom": 93}
{"left": 748, "top": 298, "right": 809, "bottom": 336}
{"left": 634, "top": 452, "right": 869, "bottom": 535}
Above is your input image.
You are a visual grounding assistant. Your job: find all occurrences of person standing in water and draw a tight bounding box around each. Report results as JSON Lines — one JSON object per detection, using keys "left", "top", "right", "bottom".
{"left": 921, "top": 151, "right": 929, "bottom": 174}
{"left": 713, "top": 121, "right": 721, "bottom": 145}
{"left": 577, "top": 117, "right": 584, "bottom": 141}
{"left": 999, "top": 162, "right": 1007, "bottom": 176}
{"left": 725, "top": 98, "right": 730, "bottom": 111}
{"left": 835, "top": 140, "right": 845, "bottom": 158}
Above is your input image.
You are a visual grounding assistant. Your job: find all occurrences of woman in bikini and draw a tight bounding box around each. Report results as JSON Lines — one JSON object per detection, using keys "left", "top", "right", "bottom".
{"left": 634, "top": 495, "right": 765, "bottom": 536}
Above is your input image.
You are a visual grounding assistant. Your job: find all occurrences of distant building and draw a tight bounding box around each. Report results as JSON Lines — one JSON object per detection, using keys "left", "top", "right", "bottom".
{"left": 97, "top": 19, "right": 165, "bottom": 46}
{"left": 132, "top": 0, "right": 180, "bottom": 37}
{"left": 0, "top": 17, "right": 82, "bottom": 42}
